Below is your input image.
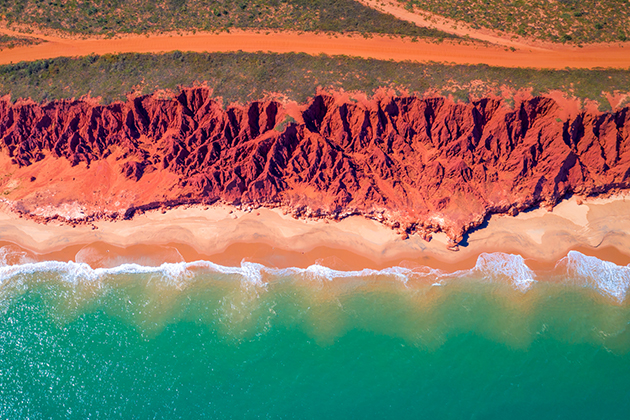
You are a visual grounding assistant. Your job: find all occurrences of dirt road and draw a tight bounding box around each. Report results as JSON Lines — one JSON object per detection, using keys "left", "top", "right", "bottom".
{"left": 0, "top": 29, "right": 628, "bottom": 69}
{"left": 355, "top": 0, "right": 539, "bottom": 49}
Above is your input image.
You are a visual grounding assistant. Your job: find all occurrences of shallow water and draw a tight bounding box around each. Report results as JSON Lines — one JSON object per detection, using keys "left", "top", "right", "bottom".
{"left": 1, "top": 251, "right": 629, "bottom": 419}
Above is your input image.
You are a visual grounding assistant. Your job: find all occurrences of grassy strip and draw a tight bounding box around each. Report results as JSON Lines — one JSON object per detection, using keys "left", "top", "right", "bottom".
{"left": 0, "top": 34, "right": 40, "bottom": 50}
{"left": 0, "top": 51, "right": 628, "bottom": 110}
{"left": 1, "top": 0, "right": 454, "bottom": 40}
{"left": 404, "top": 0, "right": 630, "bottom": 44}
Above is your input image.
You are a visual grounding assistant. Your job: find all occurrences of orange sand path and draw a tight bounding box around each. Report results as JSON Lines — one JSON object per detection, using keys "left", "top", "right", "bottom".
{"left": 0, "top": 29, "right": 629, "bottom": 69}
{"left": 356, "top": 0, "right": 539, "bottom": 49}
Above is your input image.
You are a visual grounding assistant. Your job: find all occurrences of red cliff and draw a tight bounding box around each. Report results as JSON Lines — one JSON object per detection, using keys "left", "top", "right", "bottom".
{"left": 0, "top": 88, "right": 629, "bottom": 245}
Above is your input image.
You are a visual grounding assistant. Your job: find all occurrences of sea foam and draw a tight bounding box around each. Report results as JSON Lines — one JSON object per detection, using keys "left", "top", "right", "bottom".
{"left": 558, "top": 250, "right": 630, "bottom": 302}
{"left": 0, "top": 249, "right": 532, "bottom": 290}
{"left": 471, "top": 252, "right": 536, "bottom": 292}
{"left": 0, "top": 247, "right": 627, "bottom": 300}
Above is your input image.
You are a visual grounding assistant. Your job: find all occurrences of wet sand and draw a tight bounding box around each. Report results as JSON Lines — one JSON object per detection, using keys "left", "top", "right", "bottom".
{"left": 0, "top": 28, "right": 629, "bottom": 69}
{"left": 0, "top": 194, "right": 629, "bottom": 271}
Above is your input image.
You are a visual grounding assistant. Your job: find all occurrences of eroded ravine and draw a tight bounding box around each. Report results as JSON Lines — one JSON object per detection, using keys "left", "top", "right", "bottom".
{"left": 1, "top": 88, "right": 629, "bottom": 245}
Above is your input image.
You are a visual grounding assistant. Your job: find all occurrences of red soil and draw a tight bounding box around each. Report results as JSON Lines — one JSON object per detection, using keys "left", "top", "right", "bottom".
{"left": 1, "top": 29, "right": 630, "bottom": 69}
{"left": 1, "top": 88, "right": 629, "bottom": 246}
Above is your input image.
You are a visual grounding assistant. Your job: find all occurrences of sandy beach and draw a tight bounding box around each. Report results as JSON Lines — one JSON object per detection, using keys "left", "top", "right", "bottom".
{"left": 0, "top": 193, "right": 629, "bottom": 271}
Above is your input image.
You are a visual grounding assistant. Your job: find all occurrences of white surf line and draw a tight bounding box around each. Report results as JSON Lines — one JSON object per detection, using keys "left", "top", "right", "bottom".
{"left": 356, "top": 0, "right": 549, "bottom": 50}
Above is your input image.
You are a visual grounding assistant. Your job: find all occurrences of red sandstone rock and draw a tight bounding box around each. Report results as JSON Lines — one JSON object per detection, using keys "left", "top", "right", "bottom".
{"left": 0, "top": 88, "right": 629, "bottom": 245}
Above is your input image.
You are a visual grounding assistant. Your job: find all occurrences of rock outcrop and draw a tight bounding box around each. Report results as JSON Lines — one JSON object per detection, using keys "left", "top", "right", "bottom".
{"left": 0, "top": 88, "right": 629, "bottom": 245}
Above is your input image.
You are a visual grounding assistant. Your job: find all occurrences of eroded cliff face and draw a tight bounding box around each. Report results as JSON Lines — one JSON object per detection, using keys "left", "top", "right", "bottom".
{"left": 0, "top": 88, "right": 629, "bottom": 245}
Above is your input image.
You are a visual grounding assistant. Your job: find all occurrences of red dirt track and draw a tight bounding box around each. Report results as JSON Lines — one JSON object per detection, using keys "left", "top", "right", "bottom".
{"left": 0, "top": 26, "right": 629, "bottom": 246}
{"left": 0, "top": 29, "right": 629, "bottom": 69}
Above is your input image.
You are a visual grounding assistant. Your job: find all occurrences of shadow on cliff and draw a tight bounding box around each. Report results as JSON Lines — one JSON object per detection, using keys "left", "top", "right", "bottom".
{"left": 0, "top": 88, "right": 629, "bottom": 246}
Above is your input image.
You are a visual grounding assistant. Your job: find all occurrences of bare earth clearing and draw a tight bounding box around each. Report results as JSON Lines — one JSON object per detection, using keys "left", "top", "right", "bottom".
{"left": 0, "top": 28, "right": 628, "bottom": 69}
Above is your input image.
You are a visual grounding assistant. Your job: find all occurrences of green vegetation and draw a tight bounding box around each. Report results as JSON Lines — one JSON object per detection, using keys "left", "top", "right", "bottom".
{"left": 0, "top": 51, "right": 629, "bottom": 110}
{"left": 404, "top": 0, "right": 630, "bottom": 44}
{"left": 0, "top": 0, "right": 454, "bottom": 39}
{"left": 275, "top": 115, "right": 297, "bottom": 131}
{"left": 0, "top": 34, "right": 40, "bottom": 50}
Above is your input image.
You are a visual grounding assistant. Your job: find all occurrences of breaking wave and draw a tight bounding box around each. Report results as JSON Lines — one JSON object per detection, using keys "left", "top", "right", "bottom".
{"left": 0, "top": 248, "right": 628, "bottom": 302}
{"left": 558, "top": 251, "right": 630, "bottom": 302}
{"left": 471, "top": 252, "right": 536, "bottom": 292}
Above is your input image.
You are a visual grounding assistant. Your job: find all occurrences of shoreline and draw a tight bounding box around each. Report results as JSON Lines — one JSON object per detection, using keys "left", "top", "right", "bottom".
{"left": 1, "top": 194, "right": 629, "bottom": 271}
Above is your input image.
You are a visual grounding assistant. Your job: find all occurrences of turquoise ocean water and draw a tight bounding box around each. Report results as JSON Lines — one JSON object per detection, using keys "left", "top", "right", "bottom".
{"left": 1, "top": 250, "right": 629, "bottom": 419}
